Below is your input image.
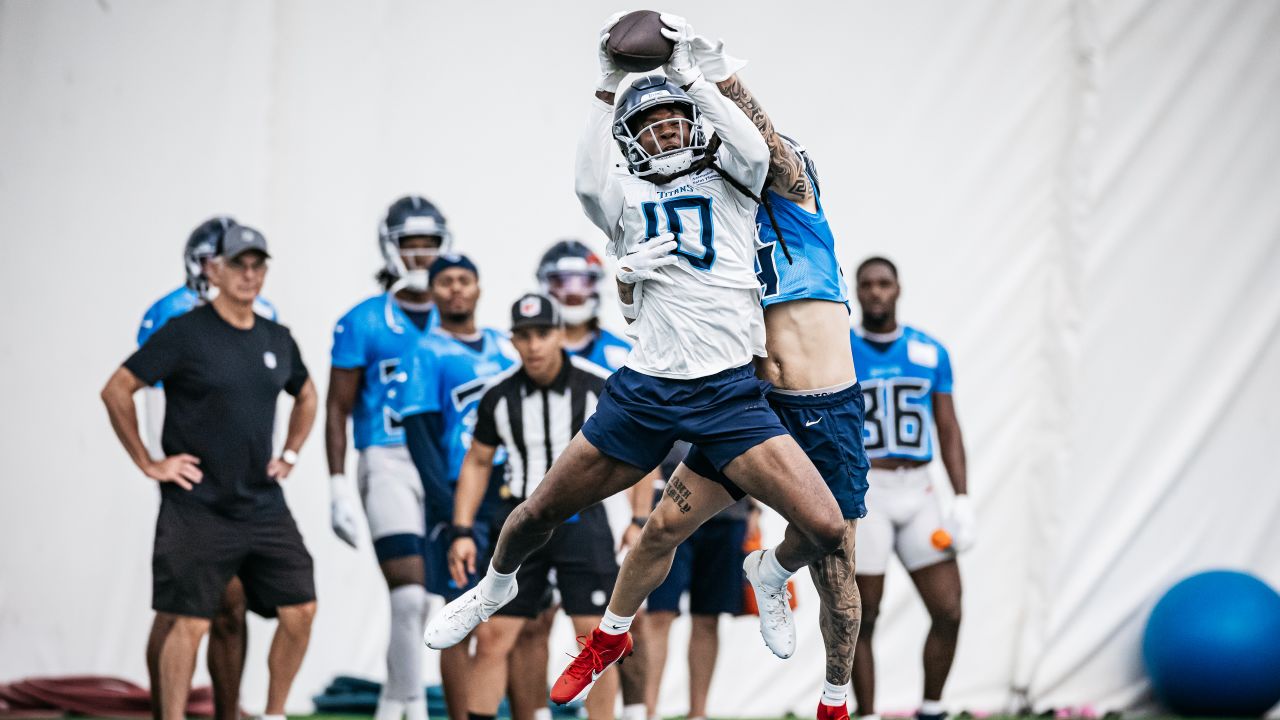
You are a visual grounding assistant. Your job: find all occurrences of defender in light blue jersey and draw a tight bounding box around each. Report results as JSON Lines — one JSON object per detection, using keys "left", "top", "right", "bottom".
{"left": 323, "top": 196, "right": 451, "bottom": 720}
{"left": 849, "top": 256, "right": 973, "bottom": 720}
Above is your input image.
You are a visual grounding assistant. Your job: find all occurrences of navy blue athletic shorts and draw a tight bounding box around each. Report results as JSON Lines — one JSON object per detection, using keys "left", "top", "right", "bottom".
{"left": 647, "top": 518, "right": 747, "bottom": 615}
{"left": 424, "top": 464, "right": 505, "bottom": 601}
{"left": 685, "top": 383, "right": 870, "bottom": 519}
{"left": 581, "top": 364, "right": 788, "bottom": 473}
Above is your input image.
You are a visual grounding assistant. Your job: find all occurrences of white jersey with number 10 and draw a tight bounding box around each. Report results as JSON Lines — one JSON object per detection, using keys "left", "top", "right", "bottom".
{"left": 575, "top": 79, "right": 770, "bottom": 380}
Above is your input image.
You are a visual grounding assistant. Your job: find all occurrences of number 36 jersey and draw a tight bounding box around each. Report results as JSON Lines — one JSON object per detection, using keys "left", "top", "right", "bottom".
{"left": 575, "top": 79, "right": 770, "bottom": 380}
{"left": 849, "top": 326, "right": 953, "bottom": 462}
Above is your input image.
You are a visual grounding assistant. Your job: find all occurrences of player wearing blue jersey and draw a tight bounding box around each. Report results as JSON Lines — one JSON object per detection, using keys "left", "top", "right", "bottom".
{"left": 397, "top": 254, "right": 517, "bottom": 720}
{"left": 426, "top": 14, "right": 847, "bottom": 709}
{"left": 323, "top": 196, "right": 449, "bottom": 720}
{"left": 848, "top": 257, "right": 973, "bottom": 720}
{"left": 596, "top": 35, "right": 870, "bottom": 718}
{"left": 134, "top": 216, "right": 278, "bottom": 720}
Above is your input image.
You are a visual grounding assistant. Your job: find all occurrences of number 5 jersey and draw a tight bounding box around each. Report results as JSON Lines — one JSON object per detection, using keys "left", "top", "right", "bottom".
{"left": 850, "top": 327, "right": 954, "bottom": 462}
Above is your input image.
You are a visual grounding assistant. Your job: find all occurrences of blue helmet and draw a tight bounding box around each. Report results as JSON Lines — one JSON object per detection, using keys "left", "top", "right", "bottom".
{"left": 379, "top": 196, "right": 452, "bottom": 291}
{"left": 537, "top": 240, "right": 605, "bottom": 325}
{"left": 184, "top": 215, "right": 234, "bottom": 297}
{"left": 612, "top": 75, "right": 710, "bottom": 180}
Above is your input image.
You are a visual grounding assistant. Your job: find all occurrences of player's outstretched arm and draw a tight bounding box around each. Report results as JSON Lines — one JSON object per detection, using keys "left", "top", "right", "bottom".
{"left": 576, "top": 16, "right": 629, "bottom": 247}
{"left": 685, "top": 33, "right": 814, "bottom": 207}
{"left": 661, "top": 15, "right": 770, "bottom": 194}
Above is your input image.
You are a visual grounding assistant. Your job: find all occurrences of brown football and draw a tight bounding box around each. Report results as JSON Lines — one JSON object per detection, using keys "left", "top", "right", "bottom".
{"left": 605, "top": 10, "right": 674, "bottom": 73}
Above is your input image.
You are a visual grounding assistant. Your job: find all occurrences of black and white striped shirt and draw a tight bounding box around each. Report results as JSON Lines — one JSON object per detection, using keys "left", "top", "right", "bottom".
{"left": 472, "top": 352, "right": 611, "bottom": 500}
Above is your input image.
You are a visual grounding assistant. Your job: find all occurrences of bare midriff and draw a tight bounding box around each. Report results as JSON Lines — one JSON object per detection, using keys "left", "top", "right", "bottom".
{"left": 870, "top": 456, "right": 928, "bottom": 470}
{"left": 753, "top": 299, "right": 857, "bottom": 392}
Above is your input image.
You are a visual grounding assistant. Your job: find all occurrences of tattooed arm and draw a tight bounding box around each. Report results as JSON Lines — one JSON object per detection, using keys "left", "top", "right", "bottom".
{"left": 714, "top": 75, "right": 816, "bottom": 211}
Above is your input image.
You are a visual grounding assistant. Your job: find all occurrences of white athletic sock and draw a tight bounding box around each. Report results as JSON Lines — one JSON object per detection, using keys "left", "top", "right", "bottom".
{"left": 758, "top": 547, "right": 794, "bottom": 589}
{"left": 374, "top": 698, "right": 405, "bottom": 720}
{"left": 622, "top": 704, "right": 647, "bottom": 720}
{"left": 384, "top": 585, "right": 428, "bottom": 702}
{"left": 479, "top": 563, "right": 516, "bottom": 602}
{"left": 821, "top": 680, "right": 848, "bottom": 707}
{"left": 262, "top": 714, "right": 286, "bottom": 720}
{"left": 599, "top": 608, "right": 634, "bottom": 635}
{"left": 532, "top": 709, "right": 552, "bottom": 720}
{"left": 920, "top": 700, "right": 945, "bottom": 716}
{"left": 404, "top": 696, "right": 427, "bottom": 720}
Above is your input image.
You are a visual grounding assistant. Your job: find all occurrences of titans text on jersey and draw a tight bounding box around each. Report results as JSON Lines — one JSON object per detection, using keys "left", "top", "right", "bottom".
{"left": 849, "top": 326, "right": 953, "bottom": 462}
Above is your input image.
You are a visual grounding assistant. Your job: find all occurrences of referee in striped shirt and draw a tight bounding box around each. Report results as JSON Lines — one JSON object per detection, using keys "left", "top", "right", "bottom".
{"left": 446, "top": 292, "right": 620, "bottom": 720}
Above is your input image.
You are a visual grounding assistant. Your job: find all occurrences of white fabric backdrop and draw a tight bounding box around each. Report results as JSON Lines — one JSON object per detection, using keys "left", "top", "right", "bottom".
{"left": 1, "top": 0, "right": 1278, "bottom": 716}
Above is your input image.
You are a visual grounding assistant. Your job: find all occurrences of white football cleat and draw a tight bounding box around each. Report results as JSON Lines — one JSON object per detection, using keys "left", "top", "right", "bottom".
{"left": 743, "top": 549, "right": 796, "bottom": 659}
{"left": 423, "top": 579, "right": 518, "bottom": 649}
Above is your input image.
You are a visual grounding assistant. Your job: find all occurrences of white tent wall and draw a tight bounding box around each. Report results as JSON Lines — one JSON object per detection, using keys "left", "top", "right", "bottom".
{"left": 1, "top": 0, "right": 1277, "bottom": 716}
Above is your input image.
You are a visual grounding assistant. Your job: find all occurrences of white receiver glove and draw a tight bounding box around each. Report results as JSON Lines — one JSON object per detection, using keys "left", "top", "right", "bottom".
{"left": 597, "top": 11, "right": 629, "bottom": 94}
{"left": 945, "top": 494, "right": 977, "bottom": 553}
{"left": 659, "top": 14, "right": 703, "bottom": 87}
{"left": 617, "top": 234, "right": 679, "bottom": 285}
{"left": 689, "top": 35, "right": 747, "bottom": 83}
{"left": 329, "top": 473, "right": 362, "bottom": 549}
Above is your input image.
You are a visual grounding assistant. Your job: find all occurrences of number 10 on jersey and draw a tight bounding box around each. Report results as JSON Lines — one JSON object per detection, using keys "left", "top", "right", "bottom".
{"left": 642, "top": 196, "right": 715, "bottom": 271}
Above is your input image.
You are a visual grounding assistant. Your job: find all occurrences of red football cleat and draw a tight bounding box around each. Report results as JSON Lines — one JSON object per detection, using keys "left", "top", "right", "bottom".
{"left": 550, "top": 629, "right": 634, "bottom": 704}
{"left": 816, "top": 701, "right": 851, "bottom": 720}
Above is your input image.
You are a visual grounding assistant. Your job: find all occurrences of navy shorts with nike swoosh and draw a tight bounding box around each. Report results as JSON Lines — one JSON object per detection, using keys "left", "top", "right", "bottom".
{"left": 685, "top": 383, "right": 870, "bottom": 519}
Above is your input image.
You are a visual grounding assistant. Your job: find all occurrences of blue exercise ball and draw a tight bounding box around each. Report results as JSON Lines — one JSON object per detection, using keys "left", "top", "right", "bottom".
{"left": 1143, "top": 570, "right": 1280, "bottom": 716}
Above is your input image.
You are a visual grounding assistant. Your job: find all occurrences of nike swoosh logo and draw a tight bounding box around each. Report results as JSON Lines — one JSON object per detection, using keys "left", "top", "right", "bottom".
{"left": 805, "top": 418, "right": 822, "bottom": 427}
{"left": 592, "top": 669, "right": 604, "bottom": 680}
{"left": 608, "top": 623, "right": 624, "bottom": 630}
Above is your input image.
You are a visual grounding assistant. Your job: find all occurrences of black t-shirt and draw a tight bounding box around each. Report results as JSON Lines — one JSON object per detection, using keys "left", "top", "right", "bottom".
{"left": 125, "top": 304, "right": 309, "bottom": 519}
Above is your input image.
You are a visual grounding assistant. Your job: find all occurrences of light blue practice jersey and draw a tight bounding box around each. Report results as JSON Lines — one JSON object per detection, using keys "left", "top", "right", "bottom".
{"left": 567, "top": 327, "right": 631, "bottom": 372}
{"left": 849, "top": 326, "right": 953, "bottom": 462}
{"left": 397, "top": 327, "right": 518, "bottom": 480}
{"left": 331, "top": 294, "right": 439, "bottom": 450}
{"left": 137, "top": 286, "right": 278, "bottom": 347}
{"left": 754, "top": 188, "right": 849, "bottom": 309}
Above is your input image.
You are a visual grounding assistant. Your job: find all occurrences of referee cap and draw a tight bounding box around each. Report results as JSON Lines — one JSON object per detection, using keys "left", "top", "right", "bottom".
{"left": 510, "top": 292, "right": 562, "bottom": 330}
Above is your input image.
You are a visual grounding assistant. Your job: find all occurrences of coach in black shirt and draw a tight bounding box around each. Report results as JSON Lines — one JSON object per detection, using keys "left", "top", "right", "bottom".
{"left": 102, "top": 224, "right": 318, "bottom": 720}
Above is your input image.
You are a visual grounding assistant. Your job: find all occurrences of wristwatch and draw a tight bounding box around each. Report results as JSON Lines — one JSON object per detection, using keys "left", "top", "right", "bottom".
{"left": 631, "top": 516, "right": 647, "bottom": 529}
{"left": 451, "top": 525, "right": 476, "bottom": 541}
{"left": 281, "top": 449, "right": 299, "bottom": 465}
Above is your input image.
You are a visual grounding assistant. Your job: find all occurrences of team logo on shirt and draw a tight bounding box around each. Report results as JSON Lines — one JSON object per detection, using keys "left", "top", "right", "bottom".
{"left": 263, "top": 351, "right": 278, "bottom": 369}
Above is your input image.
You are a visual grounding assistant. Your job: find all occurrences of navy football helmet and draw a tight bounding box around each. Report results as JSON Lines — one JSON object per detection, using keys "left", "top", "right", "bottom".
{"left": 537, "top": 240, "right": 605, "bottom": 325}
{"left": 184, "top": 216, "right": 234, "bottom": 297}
{"left": 379, "top": 196, "right": 452, "bottom": 292}
{"left": 612, "top": 75, "right": 710, "bottom": 180}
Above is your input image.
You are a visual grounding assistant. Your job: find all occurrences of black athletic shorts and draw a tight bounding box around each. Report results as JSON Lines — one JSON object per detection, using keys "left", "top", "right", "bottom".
{"left": 152, "top": 499, "right": 315, "bottom": 619}
{"left": 490, "top": 500, "right": 618, "bottom": 619}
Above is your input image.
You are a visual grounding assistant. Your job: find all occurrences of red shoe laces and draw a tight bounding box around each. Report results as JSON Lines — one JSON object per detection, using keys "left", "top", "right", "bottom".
{"left": 563, "top": 634, "right": 607, "bottom": 677}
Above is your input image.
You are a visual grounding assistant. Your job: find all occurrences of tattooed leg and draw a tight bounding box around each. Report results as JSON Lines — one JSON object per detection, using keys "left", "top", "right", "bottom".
{"left": 808, "top": 518, "right": 861, "bottom": 686}
{"left": 606, "top": 464, "right": 734, "bottom": 617}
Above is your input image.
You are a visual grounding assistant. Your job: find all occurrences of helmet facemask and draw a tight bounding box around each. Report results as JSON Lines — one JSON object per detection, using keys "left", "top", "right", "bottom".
{"left": 614, "top": 100, "right": 709, "bottom": 181}
{"left": 542, "top": 271, "right": 600, "bottom": 325}
{"left": 380, "top": 214, "right": 451, "bottom": 292}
